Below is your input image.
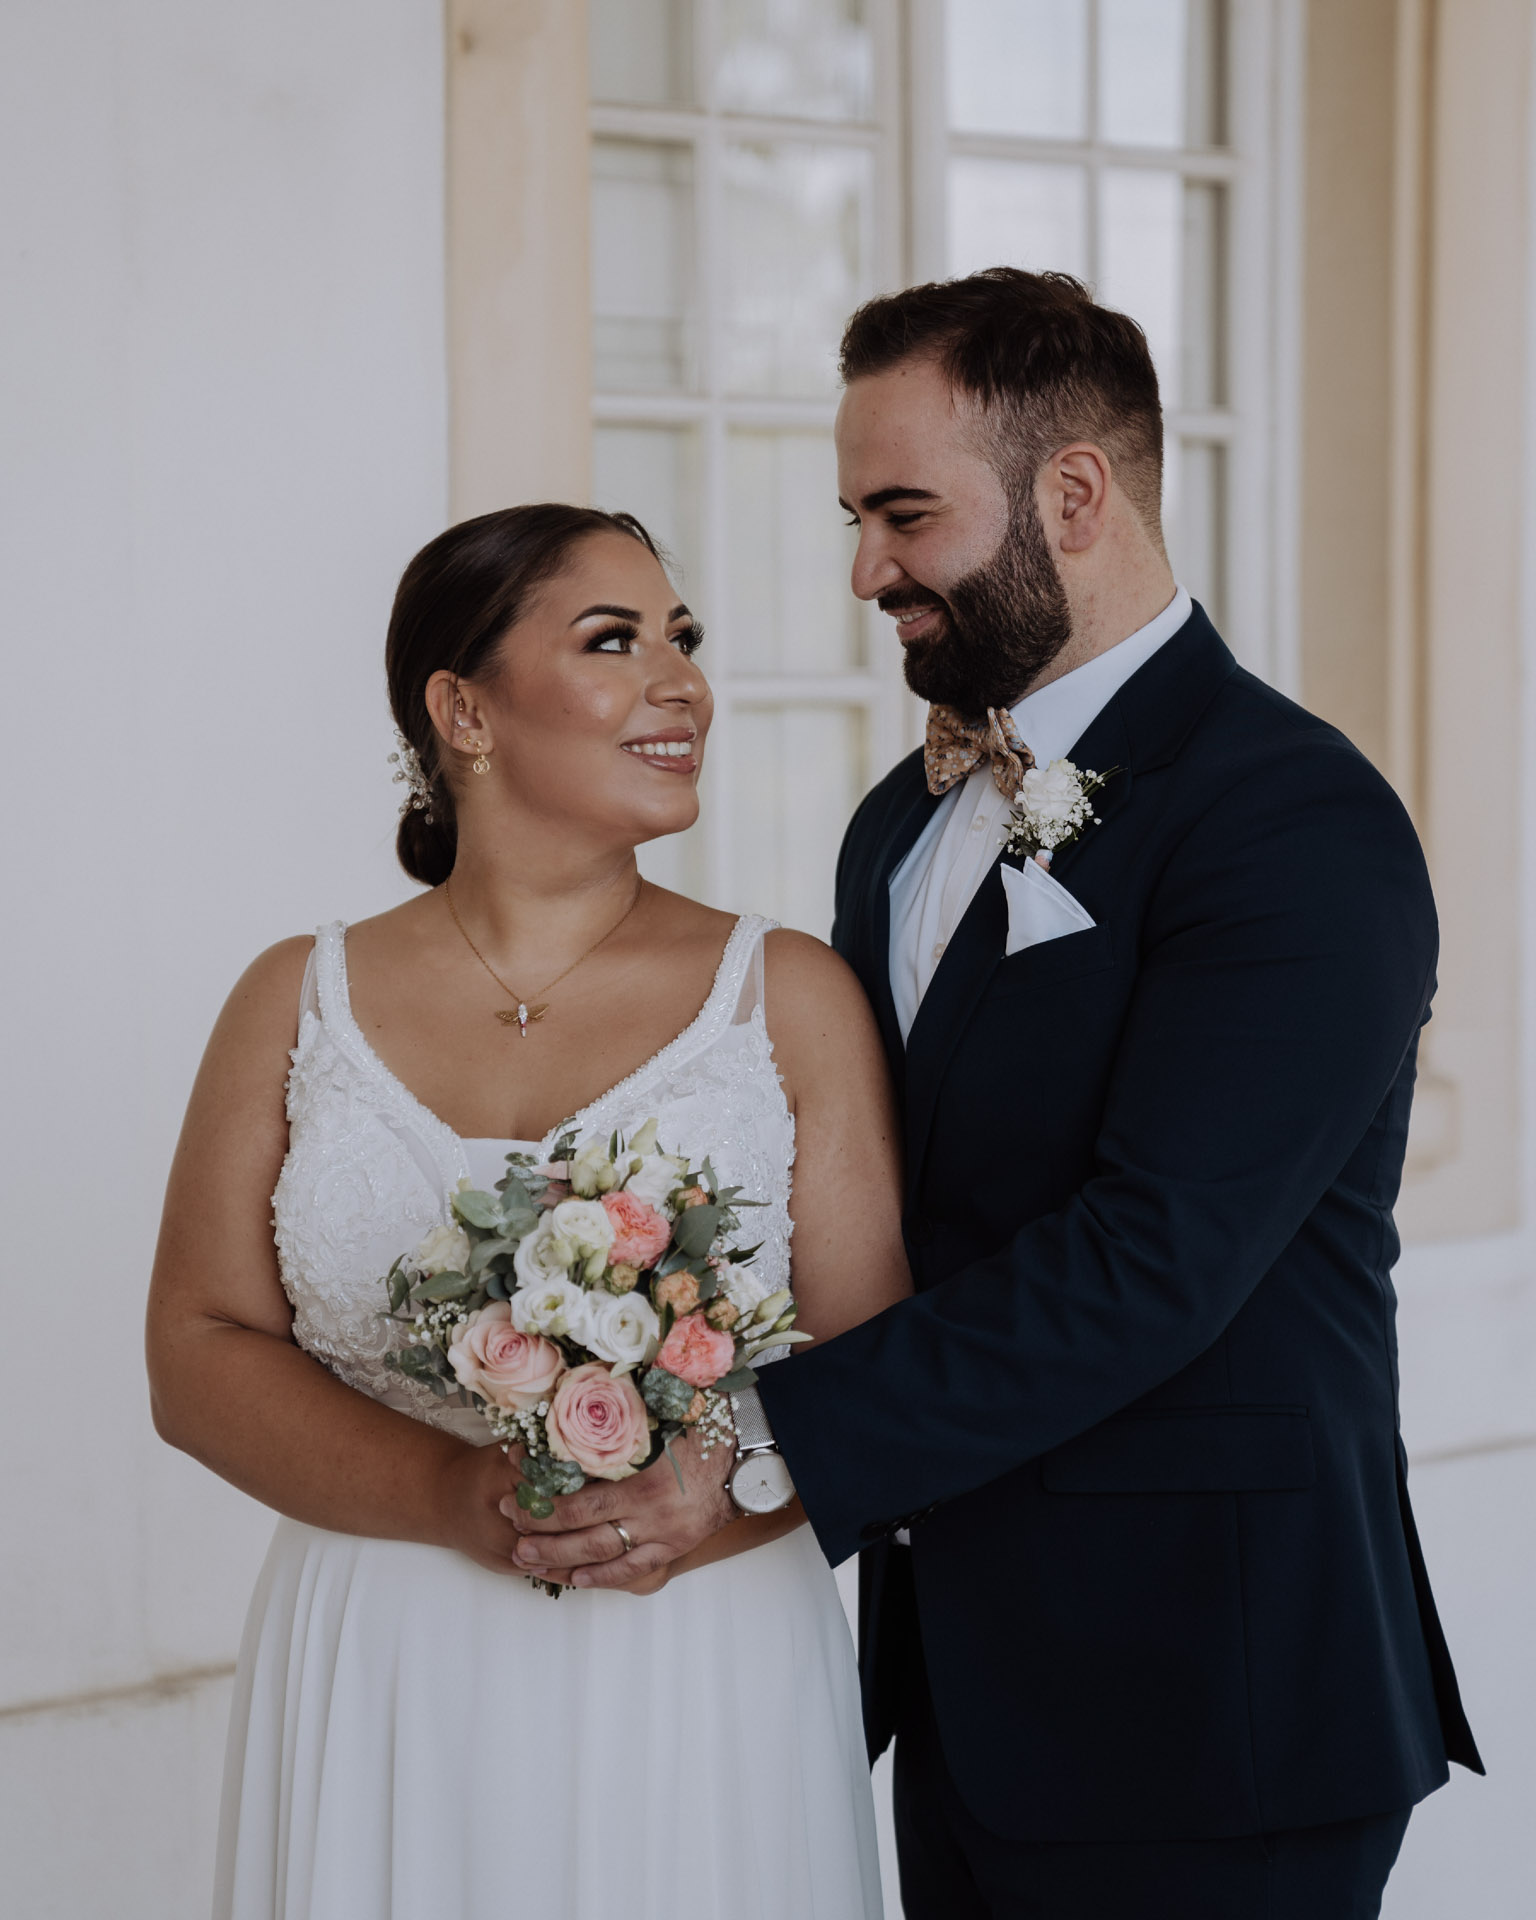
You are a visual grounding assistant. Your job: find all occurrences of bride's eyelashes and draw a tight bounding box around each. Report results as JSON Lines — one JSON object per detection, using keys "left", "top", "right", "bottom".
{"left": 584, "top": 621, "right": 705, "bottom": 657}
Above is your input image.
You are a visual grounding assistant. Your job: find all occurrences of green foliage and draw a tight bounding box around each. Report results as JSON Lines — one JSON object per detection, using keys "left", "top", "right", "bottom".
{"left": 417, "top": 1269, "right": 473, "bottom": 1302}
{"left": 641, "top": 1367, "right": 696, "bottom": 1422}
{"left": 451, "top": 1188, "right": 504, "bottom": 1231}
{"left": 672, "top": 1203, "right": 722, "bottom": 1258}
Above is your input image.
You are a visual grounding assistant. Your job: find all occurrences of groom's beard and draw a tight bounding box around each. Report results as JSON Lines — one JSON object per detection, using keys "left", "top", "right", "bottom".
{"left": 887, "top": 496, "right": 1073, "bottom": 717}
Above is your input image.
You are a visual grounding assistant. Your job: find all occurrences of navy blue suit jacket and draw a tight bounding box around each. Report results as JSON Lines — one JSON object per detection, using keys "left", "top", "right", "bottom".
{"left": 757, "top": 606, "right": 1481, "bottom": 1843}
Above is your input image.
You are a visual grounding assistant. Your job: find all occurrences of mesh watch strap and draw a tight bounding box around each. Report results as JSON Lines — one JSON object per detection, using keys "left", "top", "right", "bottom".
{"left": 729, "top": 1384, "right": 776, "bottom": 1454}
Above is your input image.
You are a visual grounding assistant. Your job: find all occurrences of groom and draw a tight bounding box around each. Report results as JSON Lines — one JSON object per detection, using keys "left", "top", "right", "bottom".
{"left": 512, "top": 268, "right": 1482, "bottom": 1916}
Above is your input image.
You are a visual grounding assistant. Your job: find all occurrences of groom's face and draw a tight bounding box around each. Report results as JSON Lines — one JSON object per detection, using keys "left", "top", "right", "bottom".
{"left": 835, "top": 356, "right": 1072, "bottom": 715}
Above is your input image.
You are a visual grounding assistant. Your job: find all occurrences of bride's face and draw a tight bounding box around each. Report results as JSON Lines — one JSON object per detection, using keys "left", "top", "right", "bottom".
{"left": 449, "top": 531, "right": 712, "bottom": 848}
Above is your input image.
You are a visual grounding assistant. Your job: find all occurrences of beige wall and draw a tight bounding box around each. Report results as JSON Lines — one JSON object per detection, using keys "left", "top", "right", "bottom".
{"left": 446, "top": 0, "right": 592, "bottom": 516}
{"left": 1300, "top": 0, "right": 1530, "bottom": 1240}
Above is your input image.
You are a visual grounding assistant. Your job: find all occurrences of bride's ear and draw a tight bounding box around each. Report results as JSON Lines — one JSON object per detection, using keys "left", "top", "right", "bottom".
{"left": 425, "top": 671, "right": 494, "bottom": 769}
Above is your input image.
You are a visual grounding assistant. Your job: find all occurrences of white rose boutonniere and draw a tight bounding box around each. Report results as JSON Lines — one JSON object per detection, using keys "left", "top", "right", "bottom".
{"left": 1001, "top": 758, "right": 1122, "bottom": 868}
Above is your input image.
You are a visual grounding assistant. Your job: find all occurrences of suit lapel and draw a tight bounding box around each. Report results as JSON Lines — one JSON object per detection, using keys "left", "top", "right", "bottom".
{"left": 857, "top": 762, "right": 941, "bottom": 1075}
{"left": 902, "top": 856, "right": 1009, "bottom": 1188}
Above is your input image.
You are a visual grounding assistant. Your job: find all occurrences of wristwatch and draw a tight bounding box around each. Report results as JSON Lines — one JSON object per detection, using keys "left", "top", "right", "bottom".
{"left": 727, "top": 1385, "right": 796, "bottom": 1515}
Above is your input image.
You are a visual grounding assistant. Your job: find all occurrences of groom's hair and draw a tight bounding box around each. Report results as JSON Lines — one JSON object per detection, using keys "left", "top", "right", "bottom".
{"left": 839, "top": 268, "right": 1164, "bottom": 537}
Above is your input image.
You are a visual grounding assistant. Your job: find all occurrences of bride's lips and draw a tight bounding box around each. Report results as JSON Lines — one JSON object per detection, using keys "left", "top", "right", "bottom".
{"left": 621, "top": 727, "right": 698, "bottom": 775}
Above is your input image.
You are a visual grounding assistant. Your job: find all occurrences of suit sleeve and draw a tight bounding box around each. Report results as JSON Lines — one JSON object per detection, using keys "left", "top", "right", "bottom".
{"left": 757, "top": 742, "right": 1438, "bottom": 1566}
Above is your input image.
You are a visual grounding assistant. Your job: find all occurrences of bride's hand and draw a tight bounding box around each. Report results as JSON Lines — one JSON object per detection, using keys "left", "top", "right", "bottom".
{"left": 434, "top": 1442, "right": 533, "bottom": 1575}
{"left": 503, "top": 1428, "right": 734, "bottom": 1592}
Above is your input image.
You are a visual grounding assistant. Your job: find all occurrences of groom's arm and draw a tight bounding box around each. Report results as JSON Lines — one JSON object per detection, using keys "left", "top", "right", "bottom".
{"left": 756, "top": 740, "right": 1437, "bottom": 1565}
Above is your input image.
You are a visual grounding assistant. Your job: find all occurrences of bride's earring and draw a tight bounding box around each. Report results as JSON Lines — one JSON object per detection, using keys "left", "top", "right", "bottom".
{"left": 466, "top": 737, "right": 491, "bottom": 776}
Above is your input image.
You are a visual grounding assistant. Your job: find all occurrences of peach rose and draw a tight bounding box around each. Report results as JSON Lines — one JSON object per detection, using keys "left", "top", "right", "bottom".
{"left": 602, "top": 1190, "right": 672, "bottom": 1269}
{"left": 446, "top": 1303, "right": 566, "bottom": 1411}
{"left": 655, "top": 1270, "right": 701, "bottom": 1316}
{"left": 545, "top": 1363, "right": 653, "bottom": 1480}
{"left": 656, "top": 1312, "right": 737, "bottom": 1388}
{"left": 674, "top": 1185, "right": 709, "bottom": 1211}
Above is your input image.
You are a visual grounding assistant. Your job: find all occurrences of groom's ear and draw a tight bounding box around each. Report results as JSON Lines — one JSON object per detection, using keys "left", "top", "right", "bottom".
{"left": 1040, "top": 443, "right": 1112, "bottom": 554}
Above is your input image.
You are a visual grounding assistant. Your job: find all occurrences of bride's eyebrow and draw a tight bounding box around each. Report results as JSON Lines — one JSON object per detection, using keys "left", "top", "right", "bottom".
{"left": 571, "top": 603, "right": 641, "bottom": 624}
{"left": 568, "top": 603, "right": 693, "bottom": 625}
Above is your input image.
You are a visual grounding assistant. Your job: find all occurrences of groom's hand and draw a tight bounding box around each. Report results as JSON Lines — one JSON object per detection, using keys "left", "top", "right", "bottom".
{"left": 500, "top": 1429, "right": 735, "bottom": 1592}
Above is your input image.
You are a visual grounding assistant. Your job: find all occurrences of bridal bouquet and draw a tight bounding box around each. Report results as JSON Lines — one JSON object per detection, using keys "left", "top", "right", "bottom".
{"left": 379, "top": 1118, "right": 801, "bottom": 1543}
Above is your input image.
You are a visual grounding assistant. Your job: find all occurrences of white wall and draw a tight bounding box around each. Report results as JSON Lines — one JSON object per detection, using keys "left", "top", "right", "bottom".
{"left": 0, "top": 1, "right": 444, "bottom": 1910}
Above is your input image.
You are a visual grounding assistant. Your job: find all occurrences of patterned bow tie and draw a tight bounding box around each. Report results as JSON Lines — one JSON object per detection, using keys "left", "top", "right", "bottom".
{"left": 923, "top": 703, "right": 1036, "bottom": 799}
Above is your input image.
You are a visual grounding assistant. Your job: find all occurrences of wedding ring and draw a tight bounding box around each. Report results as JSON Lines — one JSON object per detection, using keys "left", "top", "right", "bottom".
{"left": 611, "top": 1521, "right": 635, "bottom": 1555}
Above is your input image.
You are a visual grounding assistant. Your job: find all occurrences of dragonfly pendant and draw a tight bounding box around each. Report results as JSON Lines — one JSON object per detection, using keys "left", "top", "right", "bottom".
{"left": 495, "top": 1002, "right": 549, "bottom": 1037}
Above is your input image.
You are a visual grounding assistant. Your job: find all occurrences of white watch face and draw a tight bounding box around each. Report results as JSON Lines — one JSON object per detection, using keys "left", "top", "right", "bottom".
{"left": 730, "top": 1450, "right": 795, "bottom": 1515}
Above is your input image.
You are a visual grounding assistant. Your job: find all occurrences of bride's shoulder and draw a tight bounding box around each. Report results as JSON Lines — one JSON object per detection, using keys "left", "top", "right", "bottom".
{"left": 761, "top": 928, "right": 872, "bottom": 1027}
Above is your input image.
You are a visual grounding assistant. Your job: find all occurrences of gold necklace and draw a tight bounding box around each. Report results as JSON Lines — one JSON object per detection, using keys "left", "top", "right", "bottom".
{"left": 443, "top": 875, "right": 644, "bottom": 1037}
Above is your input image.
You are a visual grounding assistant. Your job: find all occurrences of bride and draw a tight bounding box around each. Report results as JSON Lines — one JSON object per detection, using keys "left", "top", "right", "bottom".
{"left": 145, "top": 504, "right": 910, "bottom": 1920}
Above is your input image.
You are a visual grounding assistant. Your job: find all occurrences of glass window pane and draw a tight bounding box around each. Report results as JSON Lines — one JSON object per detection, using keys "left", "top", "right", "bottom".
{"left": 1100, "top": 0, "right": 1228, "bottom": 148}
{"left": 593, "top": 424, "right": 703, "bottom": 590}
{"left": 591, "top": 141, "right": 697, "bottom": 393}
{"left": 948, "top": 158, "right": 1087, "bottom": 280}
{"left": 1181, "top": 181, "right": 1225, "bottom": 410}
{"left": 1163, "top": 439, "right": 1225, "bottom": 625}
{"left": 590, "top": 0, "right": 693, "bottom": 107}
{"left": 1098, "top": 168, "right": 1181, "bottom": 405}
{"left": 716, "top": 0, "right": 872, "bottom": 122}
{"left": 946, "top": 0, "right": 1087, "bottom": 140}
{"left": 721, "top": 143, "right": 871, "bottom": 396}
{"left": 728, "top": 706, "right": 867, "bottom": 934}
{"left": 726, "top": 431, "right": 859, "bottom": 673}
{"left": 1099, "top": 0, "right": 1187, "bottom": 148}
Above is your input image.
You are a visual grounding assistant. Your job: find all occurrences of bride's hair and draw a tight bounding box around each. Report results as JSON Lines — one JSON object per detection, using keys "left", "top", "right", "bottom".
{"left": 385, "top": 503, "right": 662, "bottom": 887}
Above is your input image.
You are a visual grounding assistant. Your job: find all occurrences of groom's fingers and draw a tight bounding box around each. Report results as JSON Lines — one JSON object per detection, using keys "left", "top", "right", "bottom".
{"left": 505, "top": 1477, "right": 625, "bottom": 1535}
{"left": 512, "top": 1522, "right": 628, "bottom": 1571}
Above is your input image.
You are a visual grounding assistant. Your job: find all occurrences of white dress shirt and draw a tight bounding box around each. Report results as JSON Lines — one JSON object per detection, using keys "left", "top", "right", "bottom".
{"left": 888, "top": 586, "right": 1192, "bottom": 1043}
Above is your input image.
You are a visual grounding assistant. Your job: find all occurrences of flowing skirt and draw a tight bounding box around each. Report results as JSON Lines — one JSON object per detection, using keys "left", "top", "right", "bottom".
{"left": 214, "top": 1518, "right": 883, "bottom": 1920}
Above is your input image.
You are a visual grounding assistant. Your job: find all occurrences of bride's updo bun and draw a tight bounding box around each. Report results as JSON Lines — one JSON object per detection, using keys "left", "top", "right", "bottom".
{"left": 384, "top": 504, "right": 661, "bottom": 886}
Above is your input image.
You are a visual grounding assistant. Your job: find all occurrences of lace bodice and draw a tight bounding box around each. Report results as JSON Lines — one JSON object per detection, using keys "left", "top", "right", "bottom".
{"left": 270, "top": 915, "right": 795, "bottom": 1441}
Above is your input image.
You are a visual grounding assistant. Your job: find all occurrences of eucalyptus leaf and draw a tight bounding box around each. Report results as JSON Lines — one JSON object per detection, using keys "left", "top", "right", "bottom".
{"left": 387, "top": 1266, "right": 410, "bottom": 1313}
{"left": 484, "top": 1271, "right": 509, "bottom": 1301}
{"left": 695, "top": 1266, "right": 719, "bottom": 1302}
{"left": 417, "top": 1269, "right": 473, "bottom": 1301}
{"left": 452, "top": 1188, "right": 504, "bottom": 1230}
{"left": 673, "top": 1204, "right": 722, "bottom": 1259}
{"left": 715, "top": 1365, "right": 758, "bottom": 1394}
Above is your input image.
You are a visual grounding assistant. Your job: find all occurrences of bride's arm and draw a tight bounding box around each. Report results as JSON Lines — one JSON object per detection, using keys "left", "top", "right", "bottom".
{"left": 512, "top": 930, "right": 911, "bottom": 1590}
{"left": 145, "top": 940, "right": 527, "bottom": 1574}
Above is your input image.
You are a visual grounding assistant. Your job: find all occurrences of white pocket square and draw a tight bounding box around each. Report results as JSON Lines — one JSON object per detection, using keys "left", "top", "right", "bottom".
{"left": 999, "top": 858, "right": 1097, "bottom": 956}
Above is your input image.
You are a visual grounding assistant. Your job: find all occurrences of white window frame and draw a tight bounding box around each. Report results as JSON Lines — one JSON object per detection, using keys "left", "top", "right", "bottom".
{"left": 590, "top": 2, "right": 920, "bottom": 921}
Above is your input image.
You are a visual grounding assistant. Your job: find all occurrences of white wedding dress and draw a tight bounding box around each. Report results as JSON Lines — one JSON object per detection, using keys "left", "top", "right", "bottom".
{"left": 214, "top": 915, "right": 882, "bottom": 1920}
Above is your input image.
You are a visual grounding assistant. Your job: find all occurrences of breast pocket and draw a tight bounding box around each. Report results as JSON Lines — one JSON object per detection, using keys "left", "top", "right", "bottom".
{"left": 992, "top": 922, "right": 1116, "bottom": 994}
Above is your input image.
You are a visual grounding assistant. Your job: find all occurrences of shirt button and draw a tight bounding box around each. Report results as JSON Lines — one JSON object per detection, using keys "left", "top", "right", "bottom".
{"left": 970, "top": 816, "right": 985, "bottom": 833}
{"left": 932, "top": 941, "right": 947, "bottom": 962}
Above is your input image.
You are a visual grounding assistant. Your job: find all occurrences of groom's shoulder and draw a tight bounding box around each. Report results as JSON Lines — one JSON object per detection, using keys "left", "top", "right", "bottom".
{"left": 1177, "top": 661, "right": 1427, "bottom": 874}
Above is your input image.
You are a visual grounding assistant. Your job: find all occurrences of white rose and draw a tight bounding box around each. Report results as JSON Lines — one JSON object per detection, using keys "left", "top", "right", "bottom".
{"left": 1020, "top": 761, "right": 1086, "bottom": 829}
{"left": 509, "top": 1275, "right": 590, "bottom": 1342}
{"left": 583, "top": 1290, "right": 660, "bottom": 1369}
{"left": 410, "top": 1221, "right": 472, "bottom": 1277}
{"left": 569, "top": 1138, "right": 620, "bottom": 1198}
{"left": 549, "top": 1199, "right": 616, "bottom": 1259}
{"left": 623, "top": 1152, "right": 689, "bottom": 1215}
{"left": 512, "top": 1214, "right": 573, "bottom": 1289}
{"left": 717, "top": 1259, "right": 773, "bottom": 1319}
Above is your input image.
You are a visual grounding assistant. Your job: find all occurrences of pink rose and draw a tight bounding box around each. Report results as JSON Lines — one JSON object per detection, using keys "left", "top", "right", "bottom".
{"left": 602, "top": 1190, "right": 672, "bottom": 1269}
{"left": 446, "top": 1303, "right": 566, "bottom": 1411}
{"left": 545, "top": 1363, "right": 652, "bottom": 1480}
{"left": 656, "top": 1312, "right": 737, "bottom": 1388}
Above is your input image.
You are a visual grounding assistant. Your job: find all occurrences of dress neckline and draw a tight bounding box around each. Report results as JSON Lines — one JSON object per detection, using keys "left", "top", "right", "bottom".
{"left": 319, "top": 914, "right": 759, "bottom": 1156}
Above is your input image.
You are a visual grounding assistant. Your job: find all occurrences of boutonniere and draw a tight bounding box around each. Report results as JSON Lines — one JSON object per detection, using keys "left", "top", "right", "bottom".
{"left": 1002, "top": 759, "right": 1122, "bottom": 868}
